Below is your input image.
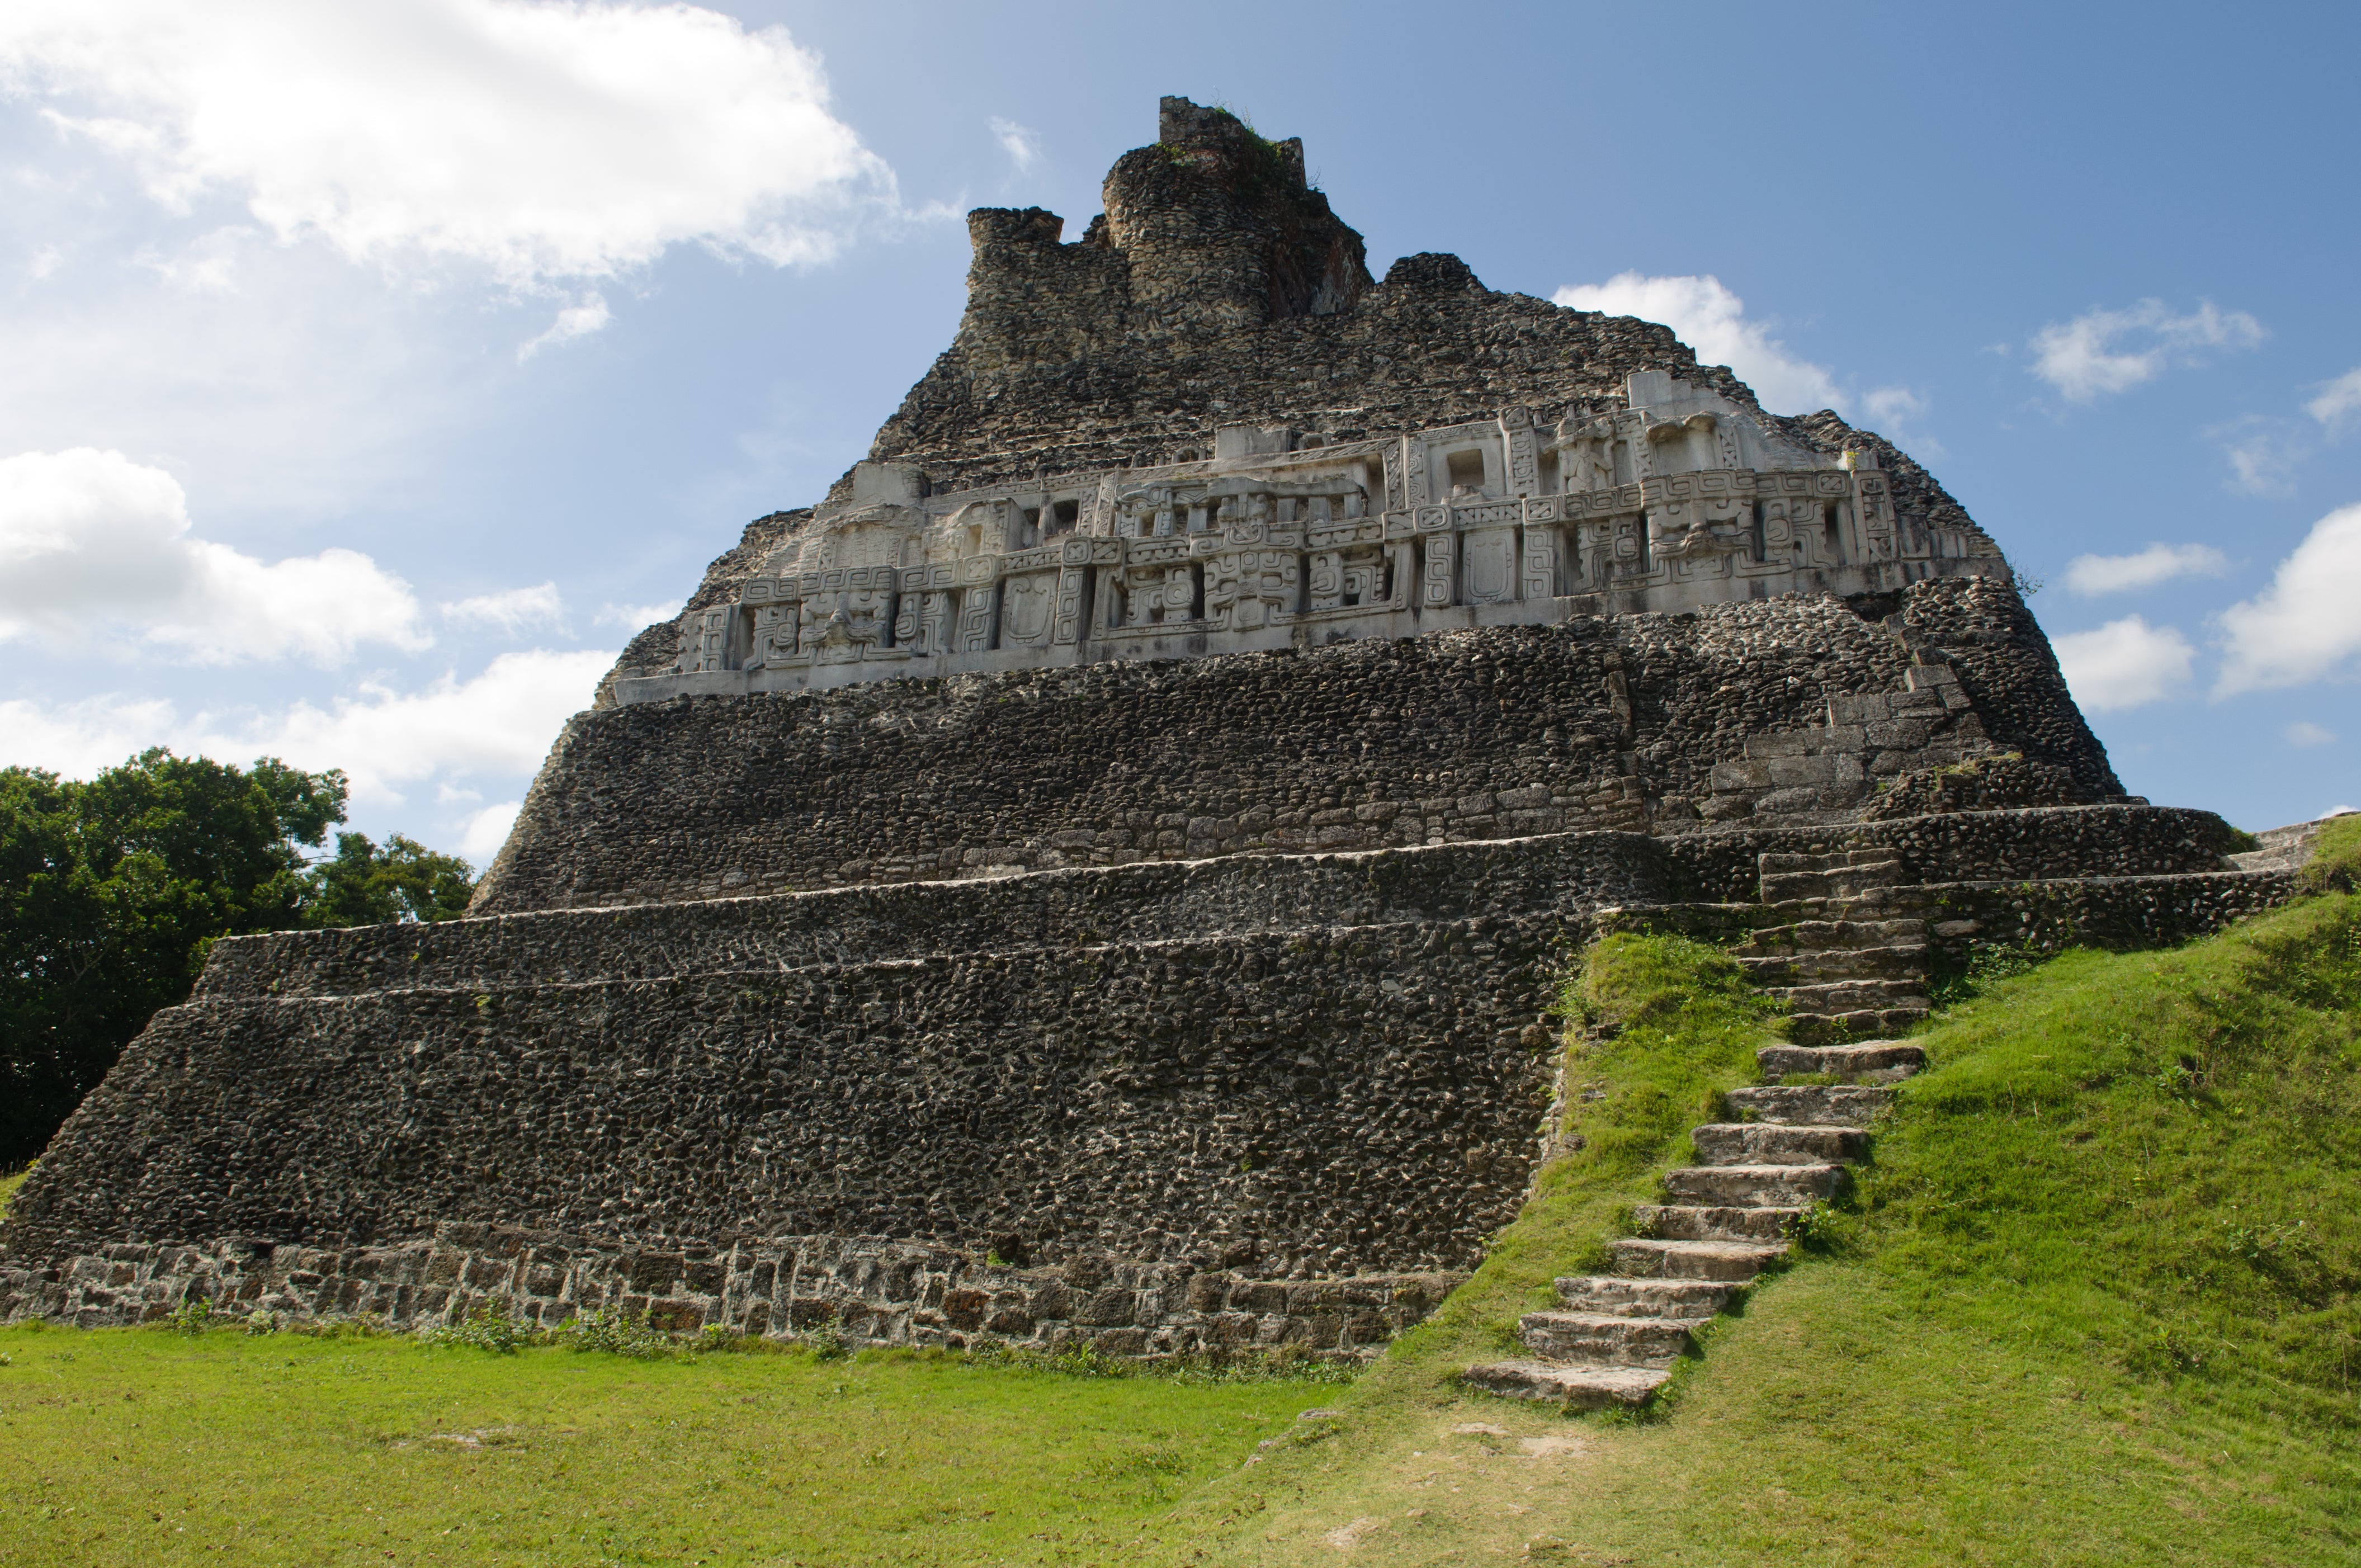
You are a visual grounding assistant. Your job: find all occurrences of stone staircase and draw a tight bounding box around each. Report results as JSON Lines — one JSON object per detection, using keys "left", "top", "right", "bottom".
{"left": 1731, "top": 849, "right": 1932, "bottom": 1042}
{"left": 1464, "top": 1040, "right": 1924, "bottom": 1408}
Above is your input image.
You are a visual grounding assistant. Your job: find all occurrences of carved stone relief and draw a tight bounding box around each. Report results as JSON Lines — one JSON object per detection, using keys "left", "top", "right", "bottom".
{"left": 623, "top": 374, "right": 2004, "bottom": 700}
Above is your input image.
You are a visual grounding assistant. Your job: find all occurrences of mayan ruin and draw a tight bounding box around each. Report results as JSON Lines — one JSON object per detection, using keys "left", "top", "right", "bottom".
{"left": 0, "top": 97, "right": 2318, "bottom": 1407}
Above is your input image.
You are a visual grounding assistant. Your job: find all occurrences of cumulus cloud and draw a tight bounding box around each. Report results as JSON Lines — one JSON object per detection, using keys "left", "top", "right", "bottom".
{"left": 2214, "top": 503, "right": 2361, "bottom": 695}
{"left": 254, "top": 648, "right": 608, "bottom": 802}
{"left": 459, "top": 799, "right": 523, "bottom": 859}
{"left": 596, "top": 597, "right": 683, "bottom": 629}
{"left": 2028, "top": 299, "right": 2266, "bottom": 403}
{"left": 441, "top": 580, "right": 564, "bottom": 635}
{"left": 2286, "top": 720, "right": 2336, "bottom": 747}
{"left": 517, "top": 294, "right": 610, "bottom": 360}
{"left": 989, "top": 116, "right": 1041, "bottom": 174}
{"left": 1554, "top": 273, "right": 1842, "bottom": 416}
{"left": 2306, "top": 368, "right": 2361, "bottom": 432}
{"left": 0, "top": 446, "right": 428, "bottom": 664}
{"left": 0, "top": 646, "right": 610, "bottom": 807}
{"left": 2214, "top": 418, "right": 2304, "bottom": 497}
{"left": 0, "top": 0, "right": 893, "bottom": 283}
{"left": 2062, "top": 542, "right": 2232, "bottom": 596}
{"left": 2053, "top": 616, "right": 2197, "bottom": 712}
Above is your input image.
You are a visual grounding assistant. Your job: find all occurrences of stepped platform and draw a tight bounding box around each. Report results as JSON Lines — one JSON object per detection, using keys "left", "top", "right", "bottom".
{"left": 1467, "top": 1043, "right": 1910, "bottom": 1406}
{"left": 0, "top": 94, "right": 2320, "bottom": 1359}
{"left": 1, "top": 804, "right": 2301, "bottom": 1344}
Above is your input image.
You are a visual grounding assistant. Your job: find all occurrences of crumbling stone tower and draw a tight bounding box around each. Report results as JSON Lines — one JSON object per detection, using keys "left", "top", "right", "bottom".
{"left": 0, "top": 101, "right": 2290, "bottom": 1353}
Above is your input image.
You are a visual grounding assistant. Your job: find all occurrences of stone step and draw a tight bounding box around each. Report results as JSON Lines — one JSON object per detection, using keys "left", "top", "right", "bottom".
{"left": 1553, "top": 1275, "right": 1737, "bottom": 1318}
{"left": 1726, "top": 1084, "right": 1895, "bottom": 1126}
{"left": 1662, "top": 1161, "right": 1846, "bottom": 1207}
{"left": 1462, "top": 1360, "right": 1672, "bottom": 1409}
{"left": 1736, "top": 946, "right": 1928, "bottom": 983}
{"left": 1757, "top": 849, "right": 1903, "bottom": 874}
{"left": 1609, "top": 1236, "right": 1788, "bottom": 1281}
{"left": 1518, "top": 1310, "right": 1693, "bottom": 1366}
{"left": 1786, "top": 1005, "right": 1932, "bottom": 1045}
{"left": 1758, "top": 1041, "right": 1928, "bottom": 1082}
{"left": 1691, "top": 1123, "right": 1869, "bottom": 1167}
{"left": 1733, "top": 918, "right": 1928, "bottom": 952}
{"left": 1759, "top": 866, "right": 1904, "bottom": 902}
{"left": 1631, "top": 1203, "right": 1801, "bottom": 1242}
{"left": 1765, "top": 977, "right": 1929, "bottom": 1012}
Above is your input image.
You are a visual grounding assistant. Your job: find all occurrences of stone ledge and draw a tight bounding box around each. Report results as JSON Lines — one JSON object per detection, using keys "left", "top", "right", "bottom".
{"left": 0, "top": 1224, "right": 1466, "bottom": 1361}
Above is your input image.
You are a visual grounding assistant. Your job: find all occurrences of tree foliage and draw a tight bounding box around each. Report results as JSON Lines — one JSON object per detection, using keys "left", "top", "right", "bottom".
{"left": 306, "top": 832, "right": 476, "bottom": 927}
{"left": 0, "top": 749, "right": 475, "bottom": 1165}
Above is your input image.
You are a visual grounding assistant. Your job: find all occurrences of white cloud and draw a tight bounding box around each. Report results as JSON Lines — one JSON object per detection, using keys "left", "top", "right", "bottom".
{"left": 0, "top": 446, "right": 429, "bottom": 663}
{"left": 459, "top": 799, "right": 522, "bottom": 859}
{"left": 0, "top": 691, "right": 181, "bottom": 779}
{"left": 1553, "top": 272, "right": 1844, "bottom": 417}
{"left": 596, "top": 597, "right": 683, "bottom": 629}
{"left": 2028, "top": 299, "right": 2266, "bottom": 403}
{"left": 2286, "top": 720, "right": 2336, "bottom": 747}
{"left": 2306, "top": 368, "right": 2361, "bottom": 432}
{"left": 1862, "top": 385, "right": 1926, "bottom": 427}
{"left": 2216, "top": 419, "right": 2302, "bottom": 497}
{"left": 0, "top": 0, "right": 892, "bottom": 284}
{"left": 518, "top": 293, "right": 610, "bottom": 360}
{"left": 252, "top": 648, "right": 610, "bottom": 803}
{"left": 2214, "top": 502, "right": 2361, "bottom": 695}
{"left": 2062, "top": 542, "right": 2232, "bottom": 596}
{"left": 441, "top": 580, "right": 564, "bottom": 635}
{"left": 989, "top": 116, "right": 1041, "bottom": 174}
{"left": 2053, "top": 615, "right": 2196, "bottom": 711}
{"left": 0, "top": 646, "right": 611, "bottom": 807}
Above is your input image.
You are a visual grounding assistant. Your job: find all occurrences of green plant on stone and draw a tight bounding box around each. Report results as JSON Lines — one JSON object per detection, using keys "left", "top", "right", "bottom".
{"left": 1929, "top": 938, "right": 2052, "bottom": 1008}
{"left": 2300, "top": 813, "right": 2361, "bottom": 894}
{"left": 805, "top": 1310, "right": 851, "bottom": 1362}
{"left": 243, "top": 1308, "right": 279, "bottom": 1336}
{"left": 163, "top": 1295, "right": 215, "bottom": 1336}
{"left": 563, "top": 1303, "right": 673, "bottom": 1359}
{"left": 422, "top": 1303, "right": 526, "bottom": 1354}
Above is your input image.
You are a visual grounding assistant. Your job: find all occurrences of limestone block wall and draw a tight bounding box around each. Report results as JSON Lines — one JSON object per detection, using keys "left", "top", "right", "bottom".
{"left": 206, "top": 832, "right": 1678, "bottom": 1002}
{"left": 5, "top": 1225, "right": 1463, "bottom": 1361}
{"left": 479, "top": 579, "right": 2113, "bottom": 915}
{"left": 5, "top": 918, "right": 1560, "bottom": 1283}
{"left": 1655, "top": 805, "right": 2246, "bottom": 904}
{"left": 1917, "top": 871, "right": 2299, "bottom": 970}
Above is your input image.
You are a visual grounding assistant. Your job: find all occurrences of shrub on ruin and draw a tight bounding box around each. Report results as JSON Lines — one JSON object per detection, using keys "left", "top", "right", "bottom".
{"left": 2300, "top": 813, "right": 2361, "bottom": 895}
{"left": 422, "top": 1304, "right": 526, "bottom": 1354}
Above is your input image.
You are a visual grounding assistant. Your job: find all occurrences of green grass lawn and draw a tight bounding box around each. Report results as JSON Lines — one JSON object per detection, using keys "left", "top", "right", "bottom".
{"left": 4, "top": 875, "right": 2357, "bottom": 1565}
{"left": 0, "top": 1329, "right": 1337, "bottom": 1566}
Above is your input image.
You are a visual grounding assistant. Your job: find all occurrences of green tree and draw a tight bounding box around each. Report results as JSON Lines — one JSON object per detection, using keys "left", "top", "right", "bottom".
{"left": 305, "top": 832, "right": 476, "bottom": 927}
{"left": 0, "top": 749, "right": 476, "bottom": 1165}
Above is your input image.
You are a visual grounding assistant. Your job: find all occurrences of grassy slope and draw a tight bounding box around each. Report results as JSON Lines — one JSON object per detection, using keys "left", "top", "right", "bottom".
{"left": 1155, "top": 894, "right": 2361, "bottom": 1565}
{"left": 0, "top": 1330, "right": 1336, "bottom": 1566}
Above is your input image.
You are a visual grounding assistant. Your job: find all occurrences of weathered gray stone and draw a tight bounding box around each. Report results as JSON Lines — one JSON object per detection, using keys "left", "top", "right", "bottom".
{"left": 1725, "top": 1085, "right": 1895, "bottom": 1126}
{"left": 1758, "top": 1042, "right": 1929, "bottom": 1081}
{"left": 1689, "top": 1124, "right": 1870, "bottom": 1167}
{"left": 1461, "top": 1360, "right": 1671, "bottom": 1408}
{"left": 1517, "top": 1310, "right": 1693, "bottom": 1366}
{"left": 1608, "top": 1238, "right": 1790, "bottom": 1281}
{"left": 1660, "top": 1165, "right": 1845, "bottom": 1207}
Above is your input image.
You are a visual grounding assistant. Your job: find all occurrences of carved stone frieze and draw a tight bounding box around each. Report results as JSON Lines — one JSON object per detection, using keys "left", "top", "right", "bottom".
{"left": 634, "top": 371, "right": 2002, "bottom": 699}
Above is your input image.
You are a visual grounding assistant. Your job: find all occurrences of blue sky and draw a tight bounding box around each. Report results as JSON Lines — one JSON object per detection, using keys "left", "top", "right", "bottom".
{"left": 1, "top": 0, "right": 2354, "bottom": 862}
